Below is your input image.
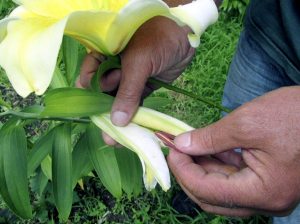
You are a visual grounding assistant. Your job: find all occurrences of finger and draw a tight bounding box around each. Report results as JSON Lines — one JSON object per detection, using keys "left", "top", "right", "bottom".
{"left": 78, "top": 52, "right": 102, "bottom": 88}
{"left": 213, "top": 150, "right": 244, "bottom": 168}
{"left": 178, "top": 164, "right": 256, "bottom": 217}
{"left": 111, "top": 54, "right": 152, "bottom": 126}
{"left": 174, "top": 115, "right": 240, "bottom": 156}
{"left": 100, "top": 69, "right": 121, "bottom": 92}
{"left": 102, "top": 132, "right": 117, "bottom": 146}
{"left": 168, "top": 149, "right": 265, "bottom": 210}
{"left": 194, "top": 157, "right": 239, "bottom": 176}
{"left": 199, "top": 203, "right": 256, "bottom": 217}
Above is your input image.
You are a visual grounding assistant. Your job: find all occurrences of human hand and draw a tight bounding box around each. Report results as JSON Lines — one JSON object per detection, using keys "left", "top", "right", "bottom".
{"left": 168, "top": 86, "right": 300, "bottom": 217}
{"left": 78, "top": 16, "right": 195, "bottom": 127}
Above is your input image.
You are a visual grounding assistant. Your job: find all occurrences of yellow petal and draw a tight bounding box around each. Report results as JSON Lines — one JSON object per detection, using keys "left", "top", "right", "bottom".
{"left": 16, "top": 0, "right": 128, "bottom": 19}
{"left": 0, "top": 17, "right": 67, "bottom": 97}
{"left": 105, "top": 0, "right": 170, "bottom": 54}
{"left": 132, "top": 107, "right": 194, "bottom": 136}
{"left": 91, "top": 114, "right": 171, "bottom": 191}
{"left": 65, "top": 11, "right": 116, "bottom": 54}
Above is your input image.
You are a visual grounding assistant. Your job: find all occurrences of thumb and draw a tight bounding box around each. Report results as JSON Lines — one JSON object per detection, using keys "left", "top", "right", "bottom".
{"left": 174, "top": 115, "right": 239, "bottom": 156}
{"left": 111, "top": 54, "right": 152, "bottom": 126}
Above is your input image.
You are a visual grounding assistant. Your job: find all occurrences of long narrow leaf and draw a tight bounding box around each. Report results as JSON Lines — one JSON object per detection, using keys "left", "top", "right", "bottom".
{"left": 52, "top": 123, "right": 72, "bottom": 221}
{"left": 50, "top": 66, "right": 68, "bottom": 89}
{"left": 86, "top": 124, "right": 122, "bottom": 198}
{"left": 42, "top": 88, "right": 113, "bottom": 117}
{"left": 62, "top": 36, "right": 80, "bottom": 85}
{"left": 72, "top": 134, "right": 93, "bottom": 189}
{"left": 41, "top": 155, "right": 52, "bottom": 181}
{"left": 62, "top": 36, "right": 82, "bottom": 86}
{"left": 0, "top": 124, "right": 32, "bottom": 219}
{"left": 27, "top": 128, "right": 55, "bottom": 176}
{"left": 115, "top": 148, "right": 143, "bottom": 198}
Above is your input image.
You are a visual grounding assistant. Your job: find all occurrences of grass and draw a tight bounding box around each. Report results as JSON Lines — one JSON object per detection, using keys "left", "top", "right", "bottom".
{"left": 0, "top": 3, "right": 270, "bottom": 224}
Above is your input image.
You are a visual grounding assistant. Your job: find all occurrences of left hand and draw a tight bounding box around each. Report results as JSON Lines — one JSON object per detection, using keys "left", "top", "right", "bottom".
{"left": 78, "top": 16, "right": 194, "bottom": 127}
{"left": 168, "top": 86, "right": 300, "bottom": 217}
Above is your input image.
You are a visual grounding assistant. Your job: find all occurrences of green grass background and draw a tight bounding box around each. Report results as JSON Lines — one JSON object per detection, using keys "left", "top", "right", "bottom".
{"left": 0, "top": 3, "right": 270, "bottom": 224}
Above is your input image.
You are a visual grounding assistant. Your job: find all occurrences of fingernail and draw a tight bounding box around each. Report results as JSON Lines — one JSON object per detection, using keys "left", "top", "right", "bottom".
{"left": 111, "top": 111, "right": 129, "bottom": 126}
{"left": 174, "top": 132, "right": 191, "bottom": 149}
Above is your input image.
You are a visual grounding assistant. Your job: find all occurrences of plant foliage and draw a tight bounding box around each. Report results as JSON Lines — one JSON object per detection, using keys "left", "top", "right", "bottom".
{"left": 220, "top": 0, "right": 249, "bottom": 16}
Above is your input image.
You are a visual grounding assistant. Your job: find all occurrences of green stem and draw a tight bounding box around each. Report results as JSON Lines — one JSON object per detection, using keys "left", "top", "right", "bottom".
{"left": 149, "top": 78, "right": 232, "bottom": 113}
{"left": 0, "top": 111, "right": 90, "bottom": 123}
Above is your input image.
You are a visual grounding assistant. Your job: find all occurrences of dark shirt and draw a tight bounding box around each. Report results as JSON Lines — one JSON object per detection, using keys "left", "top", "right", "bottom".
{"left": 245, "top": 0, "right": 300, "bottom": 83}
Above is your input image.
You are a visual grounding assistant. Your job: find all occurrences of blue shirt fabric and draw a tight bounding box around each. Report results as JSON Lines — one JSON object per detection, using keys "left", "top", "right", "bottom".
{"left": 245, "top": 0, "right": 300, "bottom": 83}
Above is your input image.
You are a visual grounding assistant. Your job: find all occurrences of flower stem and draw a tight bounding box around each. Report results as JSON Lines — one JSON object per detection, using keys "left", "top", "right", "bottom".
{"left": 148, "top": 78, "right": 232, "bottom": 113}
{"left": 0, "top": 110, "right": 90, "bottom": 123}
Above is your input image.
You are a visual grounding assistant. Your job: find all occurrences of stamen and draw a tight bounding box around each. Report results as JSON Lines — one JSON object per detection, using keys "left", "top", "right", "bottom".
{"left": 155, "top": 131, "right": 177, "bottom": 149}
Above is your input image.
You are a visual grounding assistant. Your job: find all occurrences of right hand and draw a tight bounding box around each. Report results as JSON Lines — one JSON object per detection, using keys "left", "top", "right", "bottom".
{"left": 168, "top": 87, "right": 300, "bottom": 217}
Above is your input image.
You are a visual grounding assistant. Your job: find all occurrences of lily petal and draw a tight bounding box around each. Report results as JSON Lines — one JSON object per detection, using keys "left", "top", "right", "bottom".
{"left": 170, "top": 0, "right": 219, "bottom": 47}
{"left": 0, "top": 18, "right": 68, "bottom": 97}
{"left": 0, "top": 18, "right": 15, "bottom": 42}
{"left": 14, "top": 0, "right": 128, "bottom": 18}
{"left": 105, "top": 0, "right": 170, "bottom": 54}
{"left": 91, "top": 114, "right": 170, "bottom": 191}
{"left": 132, "top": 107, "right": 194, "bottom": 136}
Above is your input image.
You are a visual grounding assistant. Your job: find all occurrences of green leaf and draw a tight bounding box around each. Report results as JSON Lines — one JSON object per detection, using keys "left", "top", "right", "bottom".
{"left": 42, "top": 88, "right": 113, "bottom": 117}
{"left": 72, "top": 134, "right": 94, "bottom": 189}
{"left": 41, "top": 155, "right": 52, "bottom": 181}
{"left": 0, "top": 124, "right": 32, "bottom": 219}
{"left": 62, "top": 36, "right": 80, "bottom": 85}
{"left": 52, "top": 123, "right": 73, "bottom": 221}
{"left": 115, "top": 147, "right": 143, "bottom": 198}
{"left": 27, "top": 128, "right": 55, "bottom": 176}
{"left": 143, "top": 97, "right": 171, "bottom": 110}
{"left": 50, "top": 66, "right": 68, "bottom": 89}
{"left": 91, "top": 56, "right": 121, "bottom": 92}
{"left": 29, "top": 168, "right": 49, "bottom": 196}
{"left": 86, "top": 124, "right": 122, "bottom": 198}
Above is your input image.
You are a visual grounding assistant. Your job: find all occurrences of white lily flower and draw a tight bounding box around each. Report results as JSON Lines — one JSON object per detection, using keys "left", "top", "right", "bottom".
{"left": 91, "top": 107, "right": 195, "bottom": 191}
{"left": 91, "top": 113, "right": 171, "bottom": 191}
{"left": 0, "top": 0, "right": 218, "bottom": 97}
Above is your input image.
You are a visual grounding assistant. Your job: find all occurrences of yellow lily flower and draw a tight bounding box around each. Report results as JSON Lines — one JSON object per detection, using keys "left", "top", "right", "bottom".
{"left": 91, "top": 107, "right": 194, "bottom": 191}
{"left": 0, "top": 0, "right": 218, "bottom": 98}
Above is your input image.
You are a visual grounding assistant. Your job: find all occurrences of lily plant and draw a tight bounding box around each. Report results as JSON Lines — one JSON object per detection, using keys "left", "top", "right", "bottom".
{"left": 0, "top": 0, "right": 218, "bottom": 191}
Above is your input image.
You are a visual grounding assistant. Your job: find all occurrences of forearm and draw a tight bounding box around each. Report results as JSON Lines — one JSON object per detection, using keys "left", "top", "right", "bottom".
{"left": 164, "top": 0, "right": 222, "bottom": 8}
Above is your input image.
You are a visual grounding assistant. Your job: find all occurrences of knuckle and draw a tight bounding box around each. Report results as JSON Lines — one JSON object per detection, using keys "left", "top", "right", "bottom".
{"left": 193, "top": 128, "right": 215, "bottom": 153}
{"left": 117, "top": 88, "right": 141, "bottom": 104}
{"left": 233, "top": 106, "right": 260, "bottom": 142}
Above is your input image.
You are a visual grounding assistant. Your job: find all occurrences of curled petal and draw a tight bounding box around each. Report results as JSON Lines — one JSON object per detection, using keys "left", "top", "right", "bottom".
{"left": 91, "top": 114, "right": 171, "bottom": 191}
{"left": 132, "top": 107, "right": 194, "bottom": 136}
{"left": 170, "top": 0, "right": 219, "bottom": 47}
